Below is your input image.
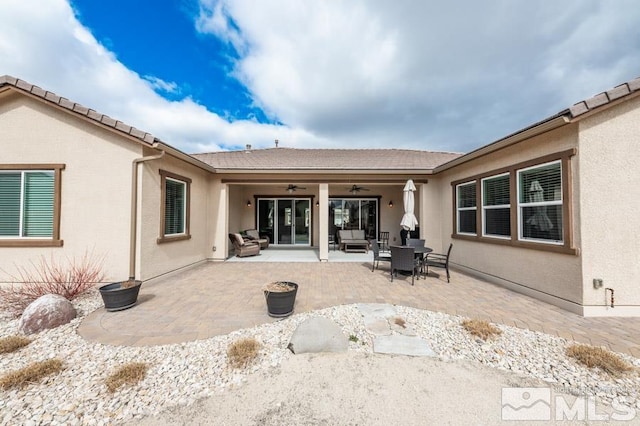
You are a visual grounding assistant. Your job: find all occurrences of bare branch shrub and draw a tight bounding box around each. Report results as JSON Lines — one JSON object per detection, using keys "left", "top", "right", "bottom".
{"left": 0, "top": 251, "right": 106, "bottom": 317}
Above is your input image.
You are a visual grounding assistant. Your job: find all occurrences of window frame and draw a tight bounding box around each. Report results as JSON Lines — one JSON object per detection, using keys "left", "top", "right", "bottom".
{"left": 517, "top": 160, "right": 563, "bottom": 245}
{"left": 0, "top": 164, "right": 64, "bottom": 247}
{"left": 455, "top": 181, "right": 477, "bottom": 236}
{"left": 451, "top": 149, "right": 576, "bottom": 255}
{"left": 158, "top": 169, "right": 191, "bottom": 244}
{"left": 481, "top": 172, "right": 511, "bottom": 240}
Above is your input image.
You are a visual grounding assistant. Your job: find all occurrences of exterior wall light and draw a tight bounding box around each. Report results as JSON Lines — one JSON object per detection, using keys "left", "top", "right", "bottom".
{"left": 246, "top": 200, "right": 252, "bottom": 207}
{"left": 388, "top": 200, "right": 393, "bottom": 208}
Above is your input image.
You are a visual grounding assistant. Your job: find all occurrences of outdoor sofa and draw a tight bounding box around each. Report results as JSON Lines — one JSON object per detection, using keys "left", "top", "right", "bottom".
{"left": 337, "top": 229, "right": 370, "bottom": 252}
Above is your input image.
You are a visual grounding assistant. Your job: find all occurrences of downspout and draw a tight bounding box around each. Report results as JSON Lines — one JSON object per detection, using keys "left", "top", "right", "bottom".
{"left": 130, "top": 150, "right": 165, "bottom": 280}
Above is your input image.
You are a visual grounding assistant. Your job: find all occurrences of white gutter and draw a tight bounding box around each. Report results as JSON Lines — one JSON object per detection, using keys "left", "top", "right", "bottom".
{"left": 129, "top": 150, "right": 165, "bottom": 280}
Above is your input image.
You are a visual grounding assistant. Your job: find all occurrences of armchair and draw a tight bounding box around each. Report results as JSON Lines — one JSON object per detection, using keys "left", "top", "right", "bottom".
{"left": 229, "top": 233, "right": 260, "bottom": 257}
{"left": 243, "top": 229, "right": 270, "bottom": 249}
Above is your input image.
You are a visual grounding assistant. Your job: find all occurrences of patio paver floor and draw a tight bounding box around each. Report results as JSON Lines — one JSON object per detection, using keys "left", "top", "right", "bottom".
{"left": 78, "top": 261, "right": 640, "bottom": 358}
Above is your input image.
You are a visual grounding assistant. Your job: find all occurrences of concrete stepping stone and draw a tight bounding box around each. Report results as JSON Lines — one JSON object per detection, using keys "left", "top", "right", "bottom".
{"left": 357, "top": 303, "right": 397, "bottom": 318}
{"left": 287, "top": 316, "right": 348, "bottom": 354}
{"left": 373, "top": 335, "right": 437, "bottom": 357}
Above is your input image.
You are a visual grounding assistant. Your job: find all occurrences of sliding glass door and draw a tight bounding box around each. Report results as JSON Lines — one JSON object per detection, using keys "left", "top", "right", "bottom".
{"left": 329, "top": 198, "right": 378, "bottom": 240}
{"left": 258, "top": 198, "right": 311, "bottom": 246}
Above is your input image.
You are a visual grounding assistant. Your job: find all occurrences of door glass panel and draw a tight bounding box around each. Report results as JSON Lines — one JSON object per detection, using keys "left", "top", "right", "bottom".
{"left": 257, "top": 199, "right": 274, "bottom": 244}
{"left": 295, "top": 199, "right": 310, "bottom": 245}
{"left": 361, "top": 200, "right": 377, "bottom": 239}
{"left": 343, "top": 200, "right": 360, "bottom": 230}
{"left": 277, "top": 200, "right": 293, "bottom": 244}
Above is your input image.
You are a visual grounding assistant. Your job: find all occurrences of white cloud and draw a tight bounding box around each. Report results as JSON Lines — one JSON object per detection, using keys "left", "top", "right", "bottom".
{"left": 1, "top": 0, "right": 640, "bottom": 154}
{"left": 197, "top": 0, "right": 640, "bottom": 151}
{"left": 0, "top": 0, "right": 318, "bottom": 153}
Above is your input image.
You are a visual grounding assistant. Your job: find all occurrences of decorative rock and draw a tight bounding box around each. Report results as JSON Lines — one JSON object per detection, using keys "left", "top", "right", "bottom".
{"left": 19, "top": 294, "right": 76, "bottom": 334}
{"left": 287, "top": 316, "right": 348, "bottom": 354}
{"left": 373, "top": 335, "right": 437, "bottom": 357}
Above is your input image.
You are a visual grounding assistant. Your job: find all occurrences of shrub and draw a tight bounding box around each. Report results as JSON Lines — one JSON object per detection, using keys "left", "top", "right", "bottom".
{"left": 0, "top": 336, "right": 32, "bottom": 354}
{"left": 0, "top": 359, "right": 63, "bottom": 390}
{"left": 0, "top": 251, "right": 105, "bottom": 317}
{"left": 461, "top": 319, "right": 502, "bottom": 340}
{"left": 105, "top": 362, "right": 149, "bottom": 393}
{"left": 227, "top": 337, "right": 261, "bottom": 368}
{"left": 566, "top": 344, "right": 633, "bottom": 376}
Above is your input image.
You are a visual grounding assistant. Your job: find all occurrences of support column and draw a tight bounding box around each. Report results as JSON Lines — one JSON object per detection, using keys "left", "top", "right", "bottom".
{"left": 319, "top": 183, "right": 329, "bottom": 262}
{"left": 210, "top": 182, "right": 228, "bottom": 261}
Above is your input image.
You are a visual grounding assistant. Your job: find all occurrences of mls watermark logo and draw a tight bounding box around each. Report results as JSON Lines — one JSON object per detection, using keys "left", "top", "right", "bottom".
{"left": 502, "top": 387, "right": 637, "bottom": 421}
{"left": 502, "top": 388, "right": 551, "bottom": 420}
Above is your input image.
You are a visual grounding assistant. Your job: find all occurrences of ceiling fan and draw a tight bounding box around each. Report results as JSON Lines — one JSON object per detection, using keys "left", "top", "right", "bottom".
{"left": 348, "top": 185, "right": 370, "bottom": 194}
{"left": 283, "top": 184, "right": 307, "bottom": 193}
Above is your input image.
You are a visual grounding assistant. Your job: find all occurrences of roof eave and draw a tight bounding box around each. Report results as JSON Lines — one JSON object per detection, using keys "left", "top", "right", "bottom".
{"left": 434, "top": 114, "right": 571, "bottom": 173}
{"left": 212, "top": 168, "right": 436, "bottom": 175}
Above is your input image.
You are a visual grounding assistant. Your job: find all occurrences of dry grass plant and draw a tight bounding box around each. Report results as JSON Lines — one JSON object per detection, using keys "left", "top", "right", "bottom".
{"left": 0, "top": 359, "right": 63, "bottom": 390}
{"left": 263, "top": 281, "right": 296, "bottom": 293}
{"left": 227, "top": 337, "right": 261, "bottom": 369}
{"left": 105, "top": 362, "right": 149, "bottom": 393}
{"left": 394, "top": 317, "right": 407, "bottom": 328}
{"left": 0, "top": 335, "right": 32, "bottom": 354}
{"left": 0, "top": 251, "right": 105, "bottom": 317}
{"left": 461, "top": 319, "right": 502, "bottom": 340}
{"left": 566, "top": 344, "right": 634, "bottom": 376}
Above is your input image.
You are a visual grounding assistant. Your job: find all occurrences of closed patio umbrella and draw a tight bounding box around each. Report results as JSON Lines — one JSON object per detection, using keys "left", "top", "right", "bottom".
{"left": 400, "top": 179, "right": 418, "bottom": 241}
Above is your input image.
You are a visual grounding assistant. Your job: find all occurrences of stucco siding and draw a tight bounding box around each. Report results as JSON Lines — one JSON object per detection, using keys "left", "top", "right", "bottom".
{"left": 437, "top": 124, "right": 583, "bottom": 306}
{"left": 0, "top": 92, "right": 140, "bottom": 282}
{"left": 138, "top": 152, "right": 212, "bottom": 280}
{"left": 577, "top": 95, "right": 640, "bottom": 309}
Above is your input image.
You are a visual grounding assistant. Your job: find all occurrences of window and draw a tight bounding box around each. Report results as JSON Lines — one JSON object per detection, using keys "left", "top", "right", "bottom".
{"left": 451, "top": 149, "right": 576, "bottom": 254}
{"left": 456, "top": 181, "right": 476, "bottom": 235}
{"left": 158, "top": 170, "right": 191, "bottom": 243}
{"left": 482, "top": 173, "right": 510, "bottom": 238}
{"left": 518, "top": 161, "right": 562, "bottom": 244}
{"left": 0, "top": 165, "right": 64, "bottom": 247}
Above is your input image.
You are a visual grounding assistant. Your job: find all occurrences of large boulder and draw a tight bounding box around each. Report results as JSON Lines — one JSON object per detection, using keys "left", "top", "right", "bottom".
{"left": 19, "top": 294, "right": 77, "bottom": 335}
{"left": 287, "top": 316, "right": 348, "bottom": 354}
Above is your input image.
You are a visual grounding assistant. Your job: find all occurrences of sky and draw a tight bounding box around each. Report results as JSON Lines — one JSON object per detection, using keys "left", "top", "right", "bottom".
{"left": 1, "top": 0, "right": 640, "bottom": 155}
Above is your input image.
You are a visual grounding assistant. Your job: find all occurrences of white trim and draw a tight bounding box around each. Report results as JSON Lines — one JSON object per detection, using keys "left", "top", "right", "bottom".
{"left": 481, "top": 173, "right": 510, "bottom": 239}
{"left": 456, "top": 181, "right": 477, "bottom": 235}
{"left": 164, "top": 177, "right": 187, "bottom": 237}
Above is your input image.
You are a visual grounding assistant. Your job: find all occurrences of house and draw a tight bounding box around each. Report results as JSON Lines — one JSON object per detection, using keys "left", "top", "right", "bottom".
{"left": 1, "top": 74, "right": 639, "bottom": 317}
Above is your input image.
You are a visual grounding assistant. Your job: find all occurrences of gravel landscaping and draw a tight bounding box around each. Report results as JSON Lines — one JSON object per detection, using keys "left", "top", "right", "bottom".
{"left": 1, "top": 290, "right": 639, "bottom": 425}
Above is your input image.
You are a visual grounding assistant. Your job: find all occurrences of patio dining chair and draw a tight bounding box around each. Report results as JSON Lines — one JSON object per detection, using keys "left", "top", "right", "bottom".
{"left": 424, "top": 243, "right": 453, "bottom": 283}
{"left": 406, "top": 238, "right": 425, "bottom": 248}
{"left": 371, "top": 239, "right": 392, "bottom": 272}
{"left": 390, "top": 245, "right": 421, "bottom": 285}
{"left": 378, "top": 231, "right": 390, "bottom": 252}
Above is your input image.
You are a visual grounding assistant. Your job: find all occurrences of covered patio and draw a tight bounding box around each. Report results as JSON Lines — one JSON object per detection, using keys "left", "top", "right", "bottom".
{"left": 78, "top": 259, "right": 640, "bottom": 357}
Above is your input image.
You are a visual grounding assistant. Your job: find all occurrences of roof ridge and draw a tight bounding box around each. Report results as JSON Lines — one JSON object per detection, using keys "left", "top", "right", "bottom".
{"left": 0, "top": 75, "right": 157, "bottom": 145}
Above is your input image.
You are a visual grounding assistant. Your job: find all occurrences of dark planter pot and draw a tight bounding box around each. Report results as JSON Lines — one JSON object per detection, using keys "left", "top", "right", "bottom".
{"left": 264, "top": 282, "right": 298, "bottom": 318}
{"left": 99, "top": 281, "right": 142, "bottom": 312}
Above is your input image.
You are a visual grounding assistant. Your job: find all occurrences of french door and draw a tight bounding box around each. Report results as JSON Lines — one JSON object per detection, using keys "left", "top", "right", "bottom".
{"left": 257, "top": 198, "right": 311, "bottom": 246}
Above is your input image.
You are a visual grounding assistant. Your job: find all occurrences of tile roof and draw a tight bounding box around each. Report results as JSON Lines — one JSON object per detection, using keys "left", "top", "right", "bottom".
{"left": 568, "top": 76, "right": 640, "bottom": 118}
{"left": 0, "top": 75, "right": 157, "bottom": 145}
{"left": 192, "top": 148, "right": 463, "bottom": 171}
